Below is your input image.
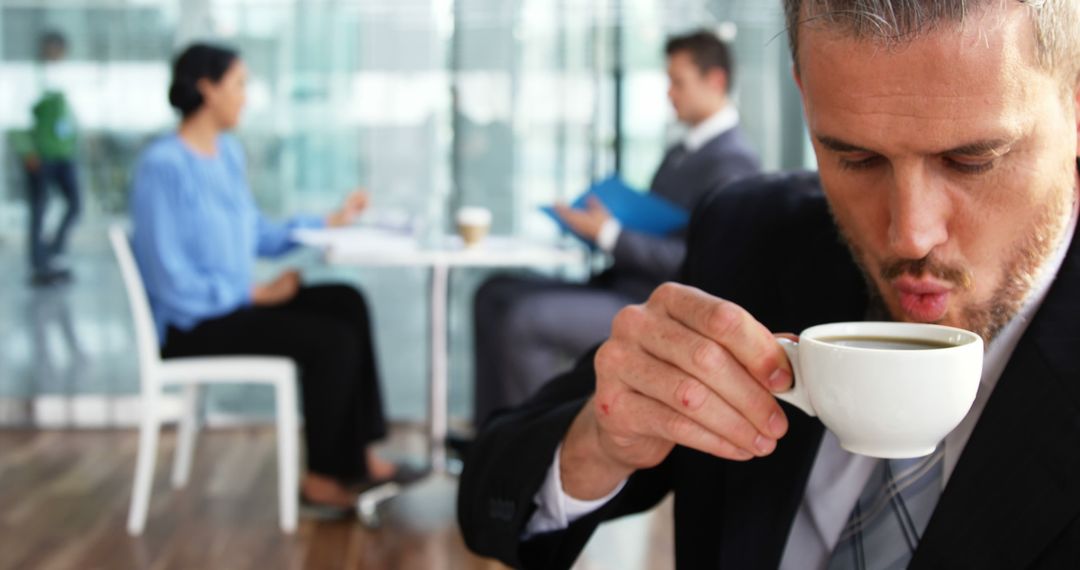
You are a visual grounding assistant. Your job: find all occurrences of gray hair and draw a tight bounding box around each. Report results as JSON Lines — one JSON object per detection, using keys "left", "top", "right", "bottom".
{"left": 783, "top": 0, "right": 1080, "bottom": 82}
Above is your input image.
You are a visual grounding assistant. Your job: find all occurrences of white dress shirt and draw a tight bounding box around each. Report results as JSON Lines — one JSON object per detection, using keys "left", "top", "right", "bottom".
{"left": 682, "top": 104, "right": 740, "bottom": 153}
{"left": 595, "top": 105, "right": 740, "bottom": 253}
{"left": 527, "top": 198, "right": 1079, "bottom": 565}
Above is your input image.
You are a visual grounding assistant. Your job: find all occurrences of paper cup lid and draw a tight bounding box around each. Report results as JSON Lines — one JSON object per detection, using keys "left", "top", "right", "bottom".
{"left": 456, "top": 207, "right": 491, "bottom": 225}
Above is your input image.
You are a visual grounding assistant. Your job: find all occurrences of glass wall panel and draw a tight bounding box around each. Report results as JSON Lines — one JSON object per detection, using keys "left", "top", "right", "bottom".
{"left": 0, "top": 0, "right": 811, "bottom": 427}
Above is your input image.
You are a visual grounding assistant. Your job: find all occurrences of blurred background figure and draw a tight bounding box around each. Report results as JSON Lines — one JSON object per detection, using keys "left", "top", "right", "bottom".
{"left": 130, "top": 43, "right": 402, "bottom": 514}
{"left": 12, "top": 31, "right": 81, "bottom": 286}
{"left": 470, "top": 29, "right": 761, "bottom": 429}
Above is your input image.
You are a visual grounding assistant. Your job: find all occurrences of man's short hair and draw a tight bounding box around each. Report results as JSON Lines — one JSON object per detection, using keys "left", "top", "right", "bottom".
{"left": 40, "top": 30, "right": 67, "bottom": 54}
{"left": 783, "top": 0, "right": 1080, "bottom": 85}
{"left": 665, "top": 30, "right": 734, "bottom": 92}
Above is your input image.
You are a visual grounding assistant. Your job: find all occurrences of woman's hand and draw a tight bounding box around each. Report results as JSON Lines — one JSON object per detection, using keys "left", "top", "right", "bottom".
{"left": 326, "top": 189, "right": 370, "bottom": 227}
{"left": 251, "top": 269, "right": 301, "bottom": 306}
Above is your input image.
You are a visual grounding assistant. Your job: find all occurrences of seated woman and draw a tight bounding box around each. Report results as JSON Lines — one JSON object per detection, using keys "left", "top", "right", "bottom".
{"left": 130, "top": 43, "right": 398, "bottom": 513}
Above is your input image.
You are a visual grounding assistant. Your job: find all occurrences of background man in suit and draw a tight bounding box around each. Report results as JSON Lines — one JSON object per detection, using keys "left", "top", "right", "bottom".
{"left": 471, "top": 30, "right": 761, "bottom": 427}
{"left": 459, "top": 1, "right": 1080, "bottom": 568}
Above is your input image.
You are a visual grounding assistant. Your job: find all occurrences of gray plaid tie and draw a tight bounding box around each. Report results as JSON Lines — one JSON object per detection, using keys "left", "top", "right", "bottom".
{"left": 826, "top": 446, "right": 944, "bottom": 570}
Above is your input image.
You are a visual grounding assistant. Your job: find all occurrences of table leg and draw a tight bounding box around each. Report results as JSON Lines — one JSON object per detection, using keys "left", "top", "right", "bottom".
{"left": 428, "top": 263, "right": 449, "bottom": 474}
{"left": 358, "top": 262, "right": 453, "bottom": 526}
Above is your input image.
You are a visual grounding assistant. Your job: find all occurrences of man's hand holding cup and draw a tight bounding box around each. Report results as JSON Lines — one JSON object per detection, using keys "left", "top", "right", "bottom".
{"left": 559, "top": 282, "right": 793, "bottom": 500}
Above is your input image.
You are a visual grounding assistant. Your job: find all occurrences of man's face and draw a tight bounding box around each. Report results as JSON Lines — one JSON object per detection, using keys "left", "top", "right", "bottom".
{"left": 43, "top": 42, "right": 65, "bottom": 63}
{"left": 797, "top": 6, "right": 1080, "bottom": 342}
{"left": 667, "top": 51, "right": 725, "bottom": 125}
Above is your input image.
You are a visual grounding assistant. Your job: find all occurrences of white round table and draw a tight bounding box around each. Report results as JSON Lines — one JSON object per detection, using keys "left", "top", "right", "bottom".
{"left": 294, "top": 227, "right": 587, "bottom": 486}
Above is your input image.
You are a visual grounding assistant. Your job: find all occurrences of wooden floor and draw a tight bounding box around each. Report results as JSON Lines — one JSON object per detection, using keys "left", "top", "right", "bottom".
{"left": 0, "top": 427, "right": 675, "bottom": 570}
{"left": 0, "top": 427, "right": 508, "bottom": 570}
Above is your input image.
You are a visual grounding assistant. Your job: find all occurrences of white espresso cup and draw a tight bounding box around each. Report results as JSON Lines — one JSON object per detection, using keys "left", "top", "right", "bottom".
{"left": 456, "top": 206, "right": 492, "bottom": 247}
{"left": 775, "top": 322, "right": 983, "bottom": 458}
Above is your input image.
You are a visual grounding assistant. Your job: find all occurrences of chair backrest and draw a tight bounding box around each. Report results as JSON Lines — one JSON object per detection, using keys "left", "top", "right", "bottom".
{"left": 108, "top": 224, "right": 162, "bottom": 386}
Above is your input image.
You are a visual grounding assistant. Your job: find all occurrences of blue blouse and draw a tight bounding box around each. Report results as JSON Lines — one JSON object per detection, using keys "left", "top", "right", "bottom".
{"left": 129, "top": 133, "right": 323, "bottom": 343}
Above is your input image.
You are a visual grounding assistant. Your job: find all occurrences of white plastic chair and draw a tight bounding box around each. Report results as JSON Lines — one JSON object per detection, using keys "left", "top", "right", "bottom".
{"left": 109, "top": 225, "right": 299, "bottom": 535}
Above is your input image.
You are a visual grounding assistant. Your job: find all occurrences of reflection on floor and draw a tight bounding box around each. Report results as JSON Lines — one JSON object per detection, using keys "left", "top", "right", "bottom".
{"left": 0, "top": 234, "right": 494, "bottom": 426}
{"left": 0, "top": 241, "right": 138, "bottom": 425}
{"left": 0, "top": 425, "right": 674, "bottom": 570}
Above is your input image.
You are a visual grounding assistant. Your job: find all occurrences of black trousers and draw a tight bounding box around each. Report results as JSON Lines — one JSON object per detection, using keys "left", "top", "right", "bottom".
{"left": 162, "top": 284, "right": 387, "bottom": 484}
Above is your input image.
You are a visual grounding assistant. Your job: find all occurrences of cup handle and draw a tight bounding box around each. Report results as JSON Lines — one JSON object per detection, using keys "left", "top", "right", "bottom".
{"left": 773, "top": 338, "right": 817, "bottom": 417}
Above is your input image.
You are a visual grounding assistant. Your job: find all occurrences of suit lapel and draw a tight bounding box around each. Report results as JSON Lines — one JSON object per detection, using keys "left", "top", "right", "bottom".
{"left": 649, "top": 144, "right": 685, "bottom": 196}
{"left": 708, "top": 188, "right": 863, "bottom": 567}
{"left": 649, "top": 130, "right": 736, "bottom": 204}
{"left": 715, "top": 408, "right": 825, "bottom": 568}
{"left": 913, "top": 224, "right": 1080, "bottom": 568}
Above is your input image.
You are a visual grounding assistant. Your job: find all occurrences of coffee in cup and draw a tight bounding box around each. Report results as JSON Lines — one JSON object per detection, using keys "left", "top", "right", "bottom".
{"left": 774, "top": 322, "right": 983, "bottom": 458}
{"left": 818, "top": 336, "right": 956, "bottom": 350}
{"left": 456, "top": 207, "right": 492, "bottom": 248}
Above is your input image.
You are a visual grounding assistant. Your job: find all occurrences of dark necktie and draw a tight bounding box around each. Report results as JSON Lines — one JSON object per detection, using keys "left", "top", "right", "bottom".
{"left": 667, "top": 143, "right": 689, "bottom": 170}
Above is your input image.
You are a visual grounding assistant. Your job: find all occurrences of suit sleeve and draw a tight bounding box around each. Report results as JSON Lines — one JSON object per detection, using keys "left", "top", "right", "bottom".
{"left": 611, "top": 150, "right": 761, "bottom": 283}
{"left": 457, "top": 348, "right": 674, "bottom": 569}
{"left": 610, "top": 230, "right": 686, "bottom": 283}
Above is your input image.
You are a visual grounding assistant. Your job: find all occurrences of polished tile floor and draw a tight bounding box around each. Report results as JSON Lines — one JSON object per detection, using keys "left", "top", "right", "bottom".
{"left": 0, "top": 223, "right": 500, "bottom": 427}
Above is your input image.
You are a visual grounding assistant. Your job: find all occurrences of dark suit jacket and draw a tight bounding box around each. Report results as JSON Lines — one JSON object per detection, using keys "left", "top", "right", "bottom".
{"left": 458, "top": 171, "right": 1080, "bottom": 569}
{"left": 599, "top": 125, "right": 761, "bottom": 301}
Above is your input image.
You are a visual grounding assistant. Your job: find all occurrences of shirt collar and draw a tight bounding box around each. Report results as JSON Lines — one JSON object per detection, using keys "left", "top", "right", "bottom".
{"left": 683, "top": 104, "right": 739, "bottom": 153}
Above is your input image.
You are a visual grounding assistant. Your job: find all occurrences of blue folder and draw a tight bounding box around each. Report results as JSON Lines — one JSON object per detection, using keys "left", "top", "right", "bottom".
{"left": 541, "top": 175, "right": 690, "bottom": 243}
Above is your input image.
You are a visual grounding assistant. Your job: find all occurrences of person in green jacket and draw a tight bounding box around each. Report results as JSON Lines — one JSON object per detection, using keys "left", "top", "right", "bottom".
{"left": 15, "top": 31, "right": 80, "bottom": 286}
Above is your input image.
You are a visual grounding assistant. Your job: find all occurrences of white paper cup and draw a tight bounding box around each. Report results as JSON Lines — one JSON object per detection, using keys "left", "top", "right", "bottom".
{"left": 456, "top": 207, "right": 492, "bottom": 247}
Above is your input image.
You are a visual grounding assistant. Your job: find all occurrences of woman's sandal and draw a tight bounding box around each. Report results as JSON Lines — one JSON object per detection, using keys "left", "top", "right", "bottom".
{"left": 299, "top": 491, "right": 357, "bottom": 520}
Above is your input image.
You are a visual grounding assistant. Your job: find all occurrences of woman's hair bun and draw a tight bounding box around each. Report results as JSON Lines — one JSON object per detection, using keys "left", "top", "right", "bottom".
{"left": 167, "top": 43, "right": 239, "bottom": 117}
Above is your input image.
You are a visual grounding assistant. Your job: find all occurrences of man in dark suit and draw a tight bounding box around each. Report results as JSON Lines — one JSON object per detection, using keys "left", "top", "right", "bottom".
{"left": 459, "top": 1, "right": 1080, "bottom": 568}
{"left": 472, "top": 30, "right": 761, "bottom": 426}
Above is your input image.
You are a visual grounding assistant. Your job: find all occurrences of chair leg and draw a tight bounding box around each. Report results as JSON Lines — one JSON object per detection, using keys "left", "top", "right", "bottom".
{"left": 171, "top": 385, "right": 200, "bottom": 488}
{"left": 275, "top": 377, "right": 299, "bottom": 533}
{"left": 127, "top": 394, "right": 162, "bottom": 535}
